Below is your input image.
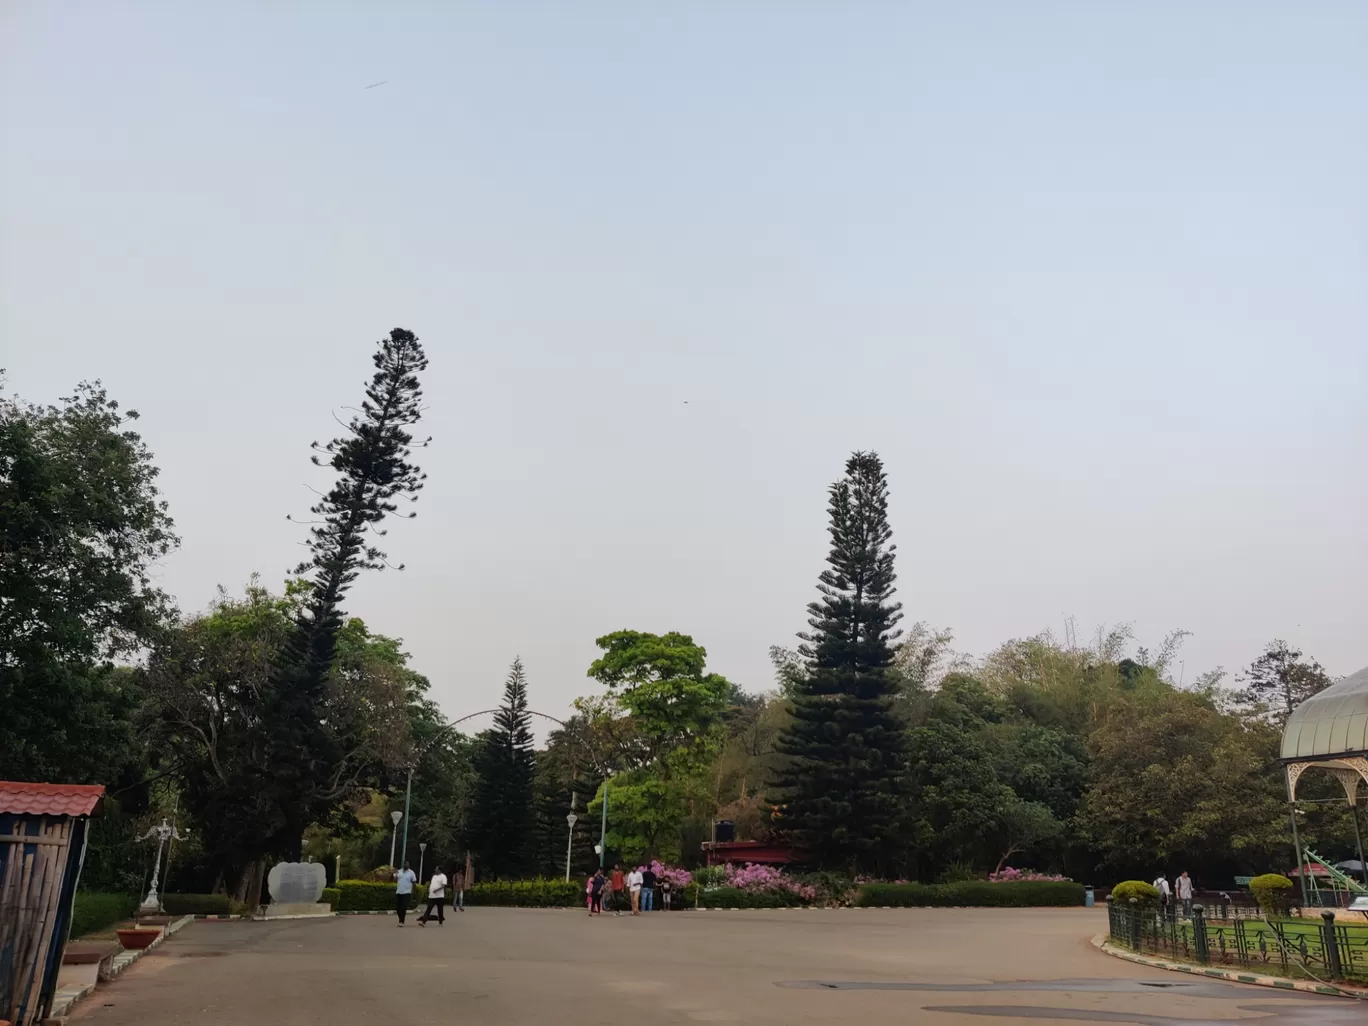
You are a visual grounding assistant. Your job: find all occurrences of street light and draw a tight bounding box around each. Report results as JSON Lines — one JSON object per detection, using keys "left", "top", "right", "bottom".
{"left": 389, "top": 810, "right": 403, "bottom": 868}
{"left": 565, "top": 812, "right": 578, "bottom": 882}
{"left": 418, "top": 841, "right": 428, "bottom": 882}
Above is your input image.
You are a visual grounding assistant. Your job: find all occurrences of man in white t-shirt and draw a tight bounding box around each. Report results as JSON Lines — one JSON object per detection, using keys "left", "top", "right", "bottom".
{"left": 1176, "top": 871, "right": 1194, "bottom": 919}
{"left": 419, "top": 867, "right": 448, "bottom": 926}
{"left": 627, "top": 867, "right": 644, "bottom": 915}
{"left": 393, "top": 862, "right": 417, "bottom": 926}
{"left": 1153, "top": 874, "right": 1172, "bottom": 918}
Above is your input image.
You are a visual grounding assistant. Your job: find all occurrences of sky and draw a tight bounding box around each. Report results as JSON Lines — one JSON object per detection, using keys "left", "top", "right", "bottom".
{"left": 3, "top": 2, "right": 1365, "bottom": 733}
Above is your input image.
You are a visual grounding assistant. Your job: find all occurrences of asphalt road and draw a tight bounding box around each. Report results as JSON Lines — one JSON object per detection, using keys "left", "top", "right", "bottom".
{"left": 71, "top": 907, "right": 1357, "bottom": 1025}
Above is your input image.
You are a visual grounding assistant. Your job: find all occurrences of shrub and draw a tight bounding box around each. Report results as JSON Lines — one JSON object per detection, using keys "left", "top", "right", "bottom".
{"left": 335, "top": 879, "right": 427, "bottom": 912}
{"left": 70, "top": 892, "right": 138, "bottom": 938}
{"left": 465, "top": 879, "right": 582, "bottom": 908}
{"left": 161, "top": 893, "right": 233, "bottom": 916}
{"left": 1249, "top": 874, "right": 1294, "bottom": 917}
{"left": 1109, "top": 880, "right": 1160, "bottom": 907}
{"left": 681, "top": 885, "right": 806, "bottom": 908}
{"left": 856, "top": 880, "right": 1084, "bottom": 907}
{"left": 721, "top": 863, "right": 816, "bottom": 901}
{"left": 321, "top": 887, "right": 341, "bottom": 910}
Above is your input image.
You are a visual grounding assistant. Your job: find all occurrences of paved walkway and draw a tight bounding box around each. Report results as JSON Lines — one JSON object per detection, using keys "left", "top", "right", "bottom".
{"left": 71, "top": 907, "right": 1358, "bottom": 1025}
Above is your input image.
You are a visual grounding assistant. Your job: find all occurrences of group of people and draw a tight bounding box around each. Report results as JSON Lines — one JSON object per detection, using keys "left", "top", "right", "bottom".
{"left": 1152, "top": 870, "right": 1195, "bottom": 918}
{"left": 393, "top": 862, "right": 466, "bottom": 926}
{"left": 585, "top": 863, "right": 674, "bottom": 916}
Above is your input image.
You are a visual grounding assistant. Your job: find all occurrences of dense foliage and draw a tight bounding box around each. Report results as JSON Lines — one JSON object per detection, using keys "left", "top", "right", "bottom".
{"left": 7, "top": 350, "right": 1349, "bottom": 901}
{"left": 69, "top": 893, "right": 139, "bottom": 938}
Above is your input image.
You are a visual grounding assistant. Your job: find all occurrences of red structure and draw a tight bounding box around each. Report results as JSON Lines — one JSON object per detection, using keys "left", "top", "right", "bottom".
{"left": 701, "top": 840, "right": 795, "bottom": 867}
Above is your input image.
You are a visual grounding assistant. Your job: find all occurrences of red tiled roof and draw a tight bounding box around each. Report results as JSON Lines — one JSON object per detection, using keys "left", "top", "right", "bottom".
{"left": 0, "top": 781, "right": 105, "bottom": 816}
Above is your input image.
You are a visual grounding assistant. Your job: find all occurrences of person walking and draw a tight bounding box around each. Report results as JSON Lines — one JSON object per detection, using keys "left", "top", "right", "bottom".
{"left": 627, "top": 866, "right": 644, "bottom": 915}
{"left": 419, "top": 866, "right": 447, "bottom": 926}
{"left": 590, "top": 869, "right": 606, "bottom": 916}
{"left": 1153, "top": 873, "right": 1172, "bottom": 919}
{"left": 640, "top": 864, "right": 656, "bottom": 912}
{"left": 393, "top": 862, "right": 417, "bottom": 926}
{"left": 1177, "top": 871, "right": 1194, "bottom": 919}
{"left": 660, "top": 877, "right": 672, "bottom": 911}
{"left": 451, "top": 863, "right": 465, "bottom": 912}
{"left": 610, "top": 864, "right": 625, "bottom": 916}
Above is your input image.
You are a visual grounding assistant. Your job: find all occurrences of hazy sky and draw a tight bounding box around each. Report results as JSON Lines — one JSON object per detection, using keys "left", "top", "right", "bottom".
{"left": 3, "top": 2, "right": 1365, "bottom": 732}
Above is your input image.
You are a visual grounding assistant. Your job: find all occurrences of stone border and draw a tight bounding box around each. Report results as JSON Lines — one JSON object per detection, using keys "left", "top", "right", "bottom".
{"left": 1091, "top": 933, "right": 1368, "bottom": 1000}
{"left": 47, "top": 915, "right": 196, "bottom": 1020}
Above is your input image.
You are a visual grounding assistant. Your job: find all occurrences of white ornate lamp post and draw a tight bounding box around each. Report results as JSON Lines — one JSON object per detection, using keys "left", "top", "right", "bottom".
{"left": 565, "top": 812, "right": 579, "bottom": 883}
{"left": 389, "top": 810, "right": 403, "bottom": 868}
{"left": 138, "top": 819, "right": 184, "bottom": 914}
{"left": 418, "top": 842, "right": 427, "bottom": 882}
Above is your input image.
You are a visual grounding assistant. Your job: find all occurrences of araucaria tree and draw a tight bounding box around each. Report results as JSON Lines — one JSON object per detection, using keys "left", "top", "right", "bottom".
{"left": 776, "top": 451, "right": 908, "bottom": 875}
{"left": 263, "top": 328, "right": 429, "bottom": 859}
{"left": 470, "top": 657, "right": 539, "bottom": 878}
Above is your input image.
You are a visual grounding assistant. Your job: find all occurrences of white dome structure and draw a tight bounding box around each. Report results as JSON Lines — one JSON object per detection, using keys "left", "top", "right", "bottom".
{"left": 1282, "top": 665, "right": 1368, "bottom": 802}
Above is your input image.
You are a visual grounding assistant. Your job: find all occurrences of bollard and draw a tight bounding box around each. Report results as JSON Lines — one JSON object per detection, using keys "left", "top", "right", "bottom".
{"left": 1320, "top": 910, "right": 1343, "bottom": 979}
{"left": 1192, "top": 904, "right": 1209, "bottom": 964}
{"left": 1128, "top": 897, "right": 1141, "bottom": 950}
{"left": 1085, "top": 885, "right": 1095, "bottom": 908}
{"left": 1105, "top": 895, "right": 1115, "bottom": 940}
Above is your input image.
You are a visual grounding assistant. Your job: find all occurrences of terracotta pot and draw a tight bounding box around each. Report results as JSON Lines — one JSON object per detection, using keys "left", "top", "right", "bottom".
{"left": 115, "top": 928, "right": 161, "bottom": 950}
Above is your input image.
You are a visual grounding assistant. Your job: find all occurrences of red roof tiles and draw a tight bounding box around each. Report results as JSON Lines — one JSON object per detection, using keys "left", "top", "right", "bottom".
{"left": 0, "top": 781, "right": 105, "bottom": 817}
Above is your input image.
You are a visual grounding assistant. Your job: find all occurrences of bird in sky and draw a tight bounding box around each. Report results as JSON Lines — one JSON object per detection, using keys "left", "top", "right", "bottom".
{"left": 365, "top": 81, "right": 388, "bottom": 89}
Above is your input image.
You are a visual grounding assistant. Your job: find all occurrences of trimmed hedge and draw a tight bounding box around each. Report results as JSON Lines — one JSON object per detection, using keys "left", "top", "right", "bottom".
{"left": 856, "top": 881, "right": 1084, "bottom": 907}
{"left": 321, "top": 887, "right": 341, "bottom": 909}
{"left": 70, "top": 892, "right": 138, "bottom": 938}
{"left": 1109, "top": 880, "right": 1160, "bottom": 907}
{"left": 1250, "top": 874, "right": 1294, "bottom": 916}
{"left": 336, "top": 879, "right": 427, "bottom": 911}
{"left": 466, "top": 879, "right": 583, "bottom": 907}
{"left": 162, "top": 893, "right": 233, "bottom": 916}
{"left": 686, "top": 885, "right": 806, "bottom": 909}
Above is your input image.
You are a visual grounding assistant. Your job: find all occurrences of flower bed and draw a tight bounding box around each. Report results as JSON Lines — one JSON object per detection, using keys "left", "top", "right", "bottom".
{"left": 856, "top": 880, "right": 1084, "bottom": 907}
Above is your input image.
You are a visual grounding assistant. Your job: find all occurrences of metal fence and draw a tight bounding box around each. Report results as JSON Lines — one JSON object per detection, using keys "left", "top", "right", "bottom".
{"left": 1107, "top": 897, "right": 1368, "bottom": 984}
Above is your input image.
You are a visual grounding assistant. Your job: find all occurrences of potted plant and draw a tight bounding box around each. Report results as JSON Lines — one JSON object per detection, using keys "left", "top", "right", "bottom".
{"left": 115, "top": 927, "right": 162, "bottom": 950}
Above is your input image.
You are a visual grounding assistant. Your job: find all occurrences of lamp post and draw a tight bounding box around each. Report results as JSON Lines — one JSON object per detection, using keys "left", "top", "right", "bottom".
{"left": 598, "top": 781, "right": 609, "bottom": 868}
{"left": 138, "top": 819, "right": 184, "bottom": 914}
{"left": 389, "top": 810, "right": 403, "bottom": 868}
{"left": 418, "top": 842, "right": 428, "bottom": 882}
{"left": 565, "top": 812, "right": 578, "bottom": 882}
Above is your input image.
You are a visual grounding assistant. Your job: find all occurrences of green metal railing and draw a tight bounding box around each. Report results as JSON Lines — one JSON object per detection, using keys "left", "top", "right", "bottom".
{"left": 1106, "top": 896, "right": 1368, "bottom": 984}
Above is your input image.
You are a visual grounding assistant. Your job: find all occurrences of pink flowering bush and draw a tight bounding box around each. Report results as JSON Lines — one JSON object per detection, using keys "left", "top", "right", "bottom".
{"left": 723, "top": 862, "right": 817, "bottom": 902}
{"left": 988, "top": 867, "right": 1071, "bottom": 883}
{"left": 649, "top": 860, "right": 693, "bottom": 889}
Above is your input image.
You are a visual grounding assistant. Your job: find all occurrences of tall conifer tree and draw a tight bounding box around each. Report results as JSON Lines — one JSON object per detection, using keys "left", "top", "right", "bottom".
{"left": 264, "top": 328, "right": 429, "bottom": 858}
{"left": 470, "top": 657, "right": 539, "bottom": 878}
{"left": 775, "top": 451, "right": 908, "bottom": 874}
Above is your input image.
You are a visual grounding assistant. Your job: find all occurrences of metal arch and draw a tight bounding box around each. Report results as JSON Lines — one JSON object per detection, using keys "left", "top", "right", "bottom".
{"left": 400, "top": 708, "right": 611, "bottom": 866}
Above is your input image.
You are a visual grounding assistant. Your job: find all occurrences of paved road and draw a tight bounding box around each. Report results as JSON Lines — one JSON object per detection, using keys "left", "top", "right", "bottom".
{"left": 72, "top": 907, "right": 1355, "bottom": 1025}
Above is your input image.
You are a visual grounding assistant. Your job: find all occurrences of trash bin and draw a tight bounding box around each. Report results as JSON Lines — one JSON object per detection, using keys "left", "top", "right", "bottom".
{"left": 1084, "top": 885, "right": 1095, "bottom": 908}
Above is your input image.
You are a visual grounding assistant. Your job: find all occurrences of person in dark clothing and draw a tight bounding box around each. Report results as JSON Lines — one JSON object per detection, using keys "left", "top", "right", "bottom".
{"left": 589, "top": 869, "right": 606, "bottom": 915}
{"left": 640, "top": 866, "right": 657, "bottom": 912}
{"left": 660, "top": 877, "right": 672, "bottom": 910}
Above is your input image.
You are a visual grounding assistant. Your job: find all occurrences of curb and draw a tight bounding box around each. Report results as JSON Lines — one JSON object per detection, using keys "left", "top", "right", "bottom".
{"left": 49, "top": 916, "right": 196, "bottom": 1019}
{"left": 1090, "top": 934, "right": 1368, "bottom": 1000}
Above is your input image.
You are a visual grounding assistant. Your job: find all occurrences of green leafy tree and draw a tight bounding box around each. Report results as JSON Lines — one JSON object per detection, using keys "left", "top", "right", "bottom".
{"left": 263, "top": 328, "right": 429, "bottom": 861}
{"left": 1078, "top": 689, "right": 1287, "bottom": 877}
{"left": 774, "top": 451, "right": 909, "bottom": 875}
{"left": 584, "top": 630, "right": 733, "bottom": 862}
{"left": 470, "top": 658, "right": 539, "bottom": 878}
{"left": 144, "top": 580, "right": 417, "bottom": 896}
{"left": 1237, "top": 639, "right": 1334, "bottom": 726}
{"left": 0, "top": 380, "right": 176, "bottom": 782}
